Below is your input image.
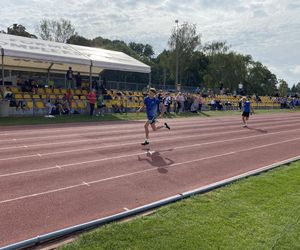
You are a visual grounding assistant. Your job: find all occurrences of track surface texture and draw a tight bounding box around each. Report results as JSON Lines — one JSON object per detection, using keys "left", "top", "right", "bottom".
{"left": 1, "top": 113, "right": 300, "bottom": 247}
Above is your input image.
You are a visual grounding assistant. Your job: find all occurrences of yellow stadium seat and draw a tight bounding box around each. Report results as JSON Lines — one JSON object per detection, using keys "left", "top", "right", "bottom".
{"left": 23, "top": 94, "right": 31, "bottom": 99}
{"left": 15, "top": 94, "right": 23, "bottom": 99}
{"left": 75, "top": 89, "right": 82, "bottom": 95}
{"left": 77, "top": 100, "right": 86, "bottom": 109}
{"left": 36, "top": 101, "right": 45, "bottom": 109}
{"left": 32, "top": 94, "right": 40, "bottom": 99}
{"left": 71, "top": 101, "right": 78, "bottom": 109}
{"left": 45, "top": 88, "right": 53, "bottom": 94}
{"left": 37, "top": 88, "right": 45, "bottom": 94}
{"left": 26, "top": 101, "right": 34, "bottom": 109}
{"left": 53, "top": 88, "right": 60, "bottom": 94}
{"left": 104, "top": 100, "right": 112, "bottom": 108}
{"left": 11, "top": 87, "right": 19, "bottom": 93}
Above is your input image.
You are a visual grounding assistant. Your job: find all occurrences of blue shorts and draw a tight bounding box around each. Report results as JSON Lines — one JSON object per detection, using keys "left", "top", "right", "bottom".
{"left": 147, "top": 115, "right": 156, "bottom": 124}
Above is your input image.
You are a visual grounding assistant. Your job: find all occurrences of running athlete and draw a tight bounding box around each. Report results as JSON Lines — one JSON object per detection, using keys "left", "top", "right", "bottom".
{"left": 137, "top": 88, "right": 170, "bottom": 145}
{"left": 242, "top": 96, "right": 254, "bottom": 127}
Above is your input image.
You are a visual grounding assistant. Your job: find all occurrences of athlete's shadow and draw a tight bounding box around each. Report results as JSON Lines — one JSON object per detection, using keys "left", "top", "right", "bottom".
{"left": 138, "top": 148, "right": 174, "bottom": 174}
{"left": 246, "top": 127, "right": 268, "bottom": 133}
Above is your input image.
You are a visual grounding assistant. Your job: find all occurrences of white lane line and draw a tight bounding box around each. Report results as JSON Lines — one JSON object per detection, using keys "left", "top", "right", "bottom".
{"left": 0, "top": 124, "right": 299, "bottom": 163}
{"left": 1, "top": 136, "right": 300, "bottom": 204}
{"left": 82, "top": 181, "right": 90, "bottom": 187}
{"left": 0, "top": 183, "right": 87, "bottom": 204}
{"left": 1, "top": 131, "right": 300, "bottom": 180}
{"left": 1, "top": 116, "right": 298, "bottom": 150}
{"left": 0, "top": 166, "right": 58, "bottom": 177}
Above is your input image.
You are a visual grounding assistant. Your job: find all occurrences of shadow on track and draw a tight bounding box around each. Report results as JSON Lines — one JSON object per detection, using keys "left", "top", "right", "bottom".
{"left": 246, "top": 127, "right": 268, "bottom": 134}
{"left": 138, "top": 148, "right": 174, "bottom": 174}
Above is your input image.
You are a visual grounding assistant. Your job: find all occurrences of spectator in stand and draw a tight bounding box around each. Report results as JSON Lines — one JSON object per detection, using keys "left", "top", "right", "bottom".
{"left": 178, "top": 92, "right": 185, "bottom": 112}
{"left": 163, "top": 92, "right": 172, "bottom": 114}
{"left": 96, "top": 93, "right": 105, "bottom": 116}
{"left": 61, "top": 95, "right": 70, "bottom": 114}
{"left": 54, "top": 98, "right": 63, "bottom": 115}
{"left": 175, "top": 92, "right": 184, "bottom": 113}
{"left": 210, "top": 99, "right": 216, "bottom": 111}
{"left": 157, "top": 90, "right": 164, "bottom": 113}
{"left": 87, "top": 89, "right": 97, "bottom": 116}
{"left": 75, "top": 72, "right": 82, "bottom": 89}
{"left": 99, "top": 80, "right": 107, "bottom": 94}
{"left": 190, "top": 95, "right": 199, "bottom": 113}
{"left": 198, "top": 94, "right": 204, "bottom": 111}
{"left": 3, "top": 87, "right": 13, "bottom": 100}
{"left": 46, "top": 100, "right": 56, "bottom": 115}
{"left": 66, "top": 88, "right": 73, "bottom": 111}
{"left": 66, "top": 67, "right": 74, "bottom": 89}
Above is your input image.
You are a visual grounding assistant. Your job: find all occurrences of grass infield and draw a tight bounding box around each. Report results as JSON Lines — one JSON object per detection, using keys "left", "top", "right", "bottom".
{"left": 61, "top": 161, "right": 300, "bottom": 250}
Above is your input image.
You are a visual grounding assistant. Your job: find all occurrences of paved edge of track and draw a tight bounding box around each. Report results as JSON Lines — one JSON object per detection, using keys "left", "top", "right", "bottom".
{"left": 3, "top": 154, "right": 300, "bottom": 250}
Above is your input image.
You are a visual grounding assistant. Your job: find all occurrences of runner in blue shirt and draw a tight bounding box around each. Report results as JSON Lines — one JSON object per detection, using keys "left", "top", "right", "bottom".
{"left": 137, "top": 88, "right": 170, "bottom": 145}
{"left": 242, "top": 96, "right": 254, "bottom": 127}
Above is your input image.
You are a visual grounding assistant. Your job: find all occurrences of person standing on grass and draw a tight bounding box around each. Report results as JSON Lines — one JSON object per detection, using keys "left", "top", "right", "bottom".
{"left": 66, "top": 67, "right": 74, "bottom": 89}
{"left": 242, "top": 96, "right": 254, "bottom": 127}
{"left": 137, "top": 88, "right": 171, "bottom": 146}
{"left": 87, "top": 89, "right": 97, "bottom": 116}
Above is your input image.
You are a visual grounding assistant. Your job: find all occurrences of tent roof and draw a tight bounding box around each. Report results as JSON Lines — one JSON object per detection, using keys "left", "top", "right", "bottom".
{"left": 71, "top": 44, "right": 151, "bottom": 73}
{"left": 0, "top": 33, "right": 150, "bottom": 74}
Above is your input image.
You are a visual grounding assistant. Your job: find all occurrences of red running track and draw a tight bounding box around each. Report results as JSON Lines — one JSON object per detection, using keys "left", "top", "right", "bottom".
{"left": 0, "top": 113, "right": 300, "bottom": 247}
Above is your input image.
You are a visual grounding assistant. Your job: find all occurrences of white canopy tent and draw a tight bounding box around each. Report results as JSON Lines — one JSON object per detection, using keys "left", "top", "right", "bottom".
{"left": 70, "top": 44, "right": 151, "bottom": 74}
{"left": 0, "top": 33, "right": 151, "bottom": 86}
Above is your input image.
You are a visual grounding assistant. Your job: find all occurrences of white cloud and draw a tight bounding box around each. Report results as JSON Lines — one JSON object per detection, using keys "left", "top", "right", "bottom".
{"left": 0, "top": 0, "right": 299, "bottom": 85}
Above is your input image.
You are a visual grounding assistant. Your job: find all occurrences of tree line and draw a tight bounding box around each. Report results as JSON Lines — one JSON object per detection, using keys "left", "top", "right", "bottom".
{"left": 1, "top": 19, "right": 299, "bottom": 97}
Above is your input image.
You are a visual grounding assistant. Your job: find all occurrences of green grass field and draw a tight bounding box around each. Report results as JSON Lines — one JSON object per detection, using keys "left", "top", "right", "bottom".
{"left": 60, "top": 161, "right": 300, "bottom": 250}
{"left": 0, "top": 109, "right": 299, "bottom": 126}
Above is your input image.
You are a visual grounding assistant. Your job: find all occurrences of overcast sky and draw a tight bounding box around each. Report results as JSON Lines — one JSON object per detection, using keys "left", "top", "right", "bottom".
{"left": 1, "top": 0, "right": 299, "bottom": 86}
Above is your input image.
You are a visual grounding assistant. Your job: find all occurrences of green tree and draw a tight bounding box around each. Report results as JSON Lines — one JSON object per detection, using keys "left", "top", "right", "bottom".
{"left": 295, "top": 82, "right": 300, "bottom": 94}
{"left": 168, "top": 22, "right": 201, "bottom": 85}
{"left": 7, "top": 24, "right": 37, "bottom": 38}
{"left": 278, "top": 79, "right": 289, "bottom": 97}
{"left": 67, "top": 35, "right": 91, "bottom": 47}
{"left": 203, "top": 41, "right": 230, "bottom": 56}
{"left": 36, "top": 18, "right": 76, "bottom": 43}
{"left": 129, "top": 42, "right": 154, "bottom": 59}
{"left": 246, "top": 61, "right": 278, "bottom": 96}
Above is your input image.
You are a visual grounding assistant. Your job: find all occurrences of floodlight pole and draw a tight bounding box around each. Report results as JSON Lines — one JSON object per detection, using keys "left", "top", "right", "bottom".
{"left": 148, "top": 72, "right": 151, "bottom": 88}
{"left": 89, "top": 61, "right": 93, "bottom": 91}
{"left": 175, "top": 20, "right": 179, "bottom": 89}
{"left": 1, "top": 48, "right": 4, "bottom": 86}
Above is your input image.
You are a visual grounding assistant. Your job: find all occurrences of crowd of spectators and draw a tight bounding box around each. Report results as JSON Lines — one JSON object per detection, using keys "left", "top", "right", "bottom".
{"left": 1, "top": 69, "right": 300, "bottom": 116}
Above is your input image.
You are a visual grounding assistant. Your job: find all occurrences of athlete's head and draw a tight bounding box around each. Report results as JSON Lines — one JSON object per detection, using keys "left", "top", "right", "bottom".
{"left": 148, "top": 88, "right": 157, "bottom": 98}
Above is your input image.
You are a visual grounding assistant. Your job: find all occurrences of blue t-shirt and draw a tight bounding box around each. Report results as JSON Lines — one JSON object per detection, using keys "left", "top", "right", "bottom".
{"left": 144, "top": 96, "right": 160, "bottom": 120}
{"left": 243, "top": 101, "right": 250, "bottom": 113}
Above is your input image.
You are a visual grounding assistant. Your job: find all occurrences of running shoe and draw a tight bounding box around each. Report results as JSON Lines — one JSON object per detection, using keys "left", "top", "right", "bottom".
{"left": 141, "top": 140, "right": 150, "bottom": 145}
{"left": 164, "top": 122, "right": 171, "bottom": 130}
